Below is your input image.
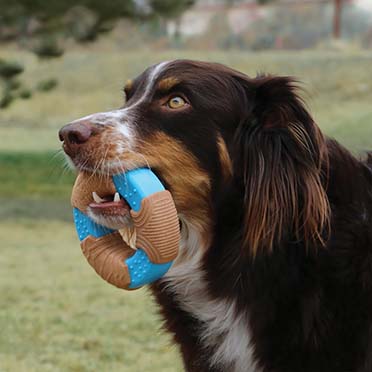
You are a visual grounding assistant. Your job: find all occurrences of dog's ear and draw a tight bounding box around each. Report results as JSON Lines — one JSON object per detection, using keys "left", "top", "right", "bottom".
{"left": 232, "top": 75, "right": 330, "bottom": 255}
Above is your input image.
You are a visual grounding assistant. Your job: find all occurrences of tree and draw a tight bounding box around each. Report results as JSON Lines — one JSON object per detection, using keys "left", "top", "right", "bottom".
{"left": 150, "top": 0, "right": 195, "bottom": 19}
{"left": 0, "top": 0, "right": 195, "bottom": 108}
{"left": 0, "top": 0, "right": 195, "bottom": 48}
{"left": 333, "top": 0, "right": 343, "bottom": 39}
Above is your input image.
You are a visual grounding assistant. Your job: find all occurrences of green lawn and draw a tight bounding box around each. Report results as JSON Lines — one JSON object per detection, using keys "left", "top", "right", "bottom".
{"left": 0, "top": 152, "right": 74, "bottom": 199}
{"left": 0, "top": 221, "right": 183, "bottom": 372}
{"left": 1, "top": 48, "right": 372, "bottom": 371}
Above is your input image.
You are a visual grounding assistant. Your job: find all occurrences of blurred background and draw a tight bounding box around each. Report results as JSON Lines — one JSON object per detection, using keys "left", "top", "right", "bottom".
{"left": 1, "top": 0, "right": 372, "bottom": 371}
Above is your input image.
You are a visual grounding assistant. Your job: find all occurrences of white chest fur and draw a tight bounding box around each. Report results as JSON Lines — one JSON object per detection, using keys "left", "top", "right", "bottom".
{"left": 163, "top": 221, "right": 259, "bottom": 372}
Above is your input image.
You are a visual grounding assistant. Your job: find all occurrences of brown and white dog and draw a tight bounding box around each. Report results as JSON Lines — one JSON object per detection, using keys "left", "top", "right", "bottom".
{"left": 59, "top": 60, "right": 372, "bottom": 372}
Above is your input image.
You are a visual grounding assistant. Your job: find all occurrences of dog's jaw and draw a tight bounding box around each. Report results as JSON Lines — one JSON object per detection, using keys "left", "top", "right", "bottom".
{"left": 87, "top": 207, "right": 134, "bottom": 230}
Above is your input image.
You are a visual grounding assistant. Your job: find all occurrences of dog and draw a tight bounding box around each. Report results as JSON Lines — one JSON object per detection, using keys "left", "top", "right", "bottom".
{"left": 59, "top": 60, "right": 372, "bottom": 372}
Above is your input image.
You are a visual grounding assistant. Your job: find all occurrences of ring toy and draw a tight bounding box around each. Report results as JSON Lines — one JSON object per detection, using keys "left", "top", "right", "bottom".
{"left": 71, "top": 168, "right": 180, "bottom": 290}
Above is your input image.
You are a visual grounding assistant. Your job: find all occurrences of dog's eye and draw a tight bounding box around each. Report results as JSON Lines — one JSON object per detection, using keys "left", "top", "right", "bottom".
{"left": 167, "top": 96, "right": 186, "bottom": 109}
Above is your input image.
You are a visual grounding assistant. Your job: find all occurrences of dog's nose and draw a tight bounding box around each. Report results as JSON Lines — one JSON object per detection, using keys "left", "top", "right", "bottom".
{"left": 59, "top": 122, "right": 93, "bottom": 145}
{"left": 59, "top": 121, "right": 99, "bottom": 157}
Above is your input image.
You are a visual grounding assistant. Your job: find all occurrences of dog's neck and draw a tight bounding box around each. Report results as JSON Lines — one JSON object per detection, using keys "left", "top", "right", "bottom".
{"left": 161, "top": 219, "right": 258, "bottom": 372}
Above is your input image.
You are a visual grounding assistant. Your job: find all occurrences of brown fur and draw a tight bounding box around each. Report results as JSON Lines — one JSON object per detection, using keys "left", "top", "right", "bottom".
{"left": 217, "top": 134, "right": 233, "bottom": 181}
{"left": 235, "top": 76, "right": 331, "bottom": 255}
{"left": 158, "top": 77, "right": 180, "bottom": 91}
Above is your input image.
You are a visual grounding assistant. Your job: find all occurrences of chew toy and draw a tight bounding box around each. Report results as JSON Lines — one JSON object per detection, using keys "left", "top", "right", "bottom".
{"left": 71, "top": 169, "right": 180, "bottom": 290}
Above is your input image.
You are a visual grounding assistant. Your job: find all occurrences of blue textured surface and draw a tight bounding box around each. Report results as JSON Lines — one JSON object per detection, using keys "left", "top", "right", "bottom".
{"left": 125, "top": 249, "right": 172, "bottom": 289}
{"left": 113, "top": 168, "right": 164, "bottom": 212}
{"left": 73, "top": 208, "right": 114, "bottom": 240}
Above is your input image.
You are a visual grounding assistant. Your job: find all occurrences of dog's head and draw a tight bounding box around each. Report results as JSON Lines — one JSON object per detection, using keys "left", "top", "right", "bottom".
{"left": 59, "top": 60, "right": 329, "bottom": 258}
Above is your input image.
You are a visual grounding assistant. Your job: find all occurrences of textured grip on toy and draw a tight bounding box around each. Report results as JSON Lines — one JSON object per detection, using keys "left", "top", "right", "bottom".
{"left": 71, "top": 169, "right": 180, "bottom": 290}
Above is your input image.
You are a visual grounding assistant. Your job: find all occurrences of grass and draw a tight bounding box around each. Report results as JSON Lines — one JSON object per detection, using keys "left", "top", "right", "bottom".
{"left": 1, "top": 48, "right": 372, "bottom": 371}
{"left": 0, "top": 152, "right": 74, "bottom": 199}
{"left": 0, "top": 220, "right": 183, "bottom": 372}
{"left": 0, "top": 152, "right": 74, "bottom": 220}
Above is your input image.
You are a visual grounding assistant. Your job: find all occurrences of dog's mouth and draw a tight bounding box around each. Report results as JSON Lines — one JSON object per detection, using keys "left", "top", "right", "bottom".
{"left": 86, "top": 189, "right": 135, "bottom": 233}
{"left": 89, "top": 191, "right": 130, "bottom": 218}
{"left": 70, "top": 169, "right": 134, "bottom": 231}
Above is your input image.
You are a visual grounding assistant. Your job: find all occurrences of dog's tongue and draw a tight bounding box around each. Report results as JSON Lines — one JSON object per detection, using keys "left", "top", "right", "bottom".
{"left": 89, "top": 198, "right": 130, "bottom": 216}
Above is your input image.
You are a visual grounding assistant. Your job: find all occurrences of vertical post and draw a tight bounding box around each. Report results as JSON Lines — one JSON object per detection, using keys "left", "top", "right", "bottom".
{"left": 333, "top": 0, "right": 342, "bottom": 39}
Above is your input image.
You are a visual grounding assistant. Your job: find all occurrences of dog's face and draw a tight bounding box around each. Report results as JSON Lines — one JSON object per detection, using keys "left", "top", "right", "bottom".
{"left": 60, "top": 61, "right": 243, "bottom": 243}
{"left": 60, "top": 59, "right": 329, "bottom": 256}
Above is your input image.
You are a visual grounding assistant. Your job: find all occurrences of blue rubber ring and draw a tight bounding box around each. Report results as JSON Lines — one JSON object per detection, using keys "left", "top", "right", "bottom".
{"left": 73, "top": 168, "right": 174, "bottom": 289}
{"left": 113, "top": 168, "right": 165, "bottom": 212}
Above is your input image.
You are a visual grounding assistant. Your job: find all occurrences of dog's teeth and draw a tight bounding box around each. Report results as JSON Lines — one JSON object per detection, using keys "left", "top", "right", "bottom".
{"left": 114, "top": 192, "right": 120, "bottom": 202}
{"left": 92, "top": 192, "right": 104, "bottom": 203}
